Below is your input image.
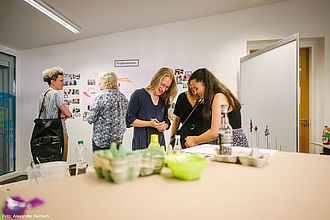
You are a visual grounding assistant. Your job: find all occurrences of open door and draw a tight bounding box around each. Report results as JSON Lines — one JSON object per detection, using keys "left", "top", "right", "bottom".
{"left": 240, "top": 33, "right": 299, "bottom": 152}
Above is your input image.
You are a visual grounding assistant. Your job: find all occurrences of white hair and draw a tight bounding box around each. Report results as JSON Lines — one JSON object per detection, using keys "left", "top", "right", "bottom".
{"left": 98, "top": 71, "right": 118, "bottom": 90}
{"left": 42, "top": 67, "right": 65, "bottom": 84}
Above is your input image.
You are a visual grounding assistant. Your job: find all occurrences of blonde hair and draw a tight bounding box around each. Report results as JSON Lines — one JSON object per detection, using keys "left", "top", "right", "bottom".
{"left": 99, "top": 71, "right": 118, "bottom": 90}
{"left": 146, "top": 67, "right": 177, "bottom": 106}
{"left": 42, "top": 67, "right": 65, "bottom": 85}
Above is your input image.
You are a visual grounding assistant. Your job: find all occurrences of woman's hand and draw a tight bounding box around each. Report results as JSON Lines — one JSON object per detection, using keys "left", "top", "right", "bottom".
{"left": 150, "top": 118, "right": 159, "bottom": 128}
{"left": 61, "top": 113, "right": 68, "bottom": 120}
{"left": 185, "top": 136, "right": 198, "bottom": 148}
{"left": 155, "top": 121, "right": 167, "bottom": 132}
{"left": 156, "top": 122, "right": 166, "bottom": 132}
{"left": 150, "top": 119, "right": 166, "bottom": 132}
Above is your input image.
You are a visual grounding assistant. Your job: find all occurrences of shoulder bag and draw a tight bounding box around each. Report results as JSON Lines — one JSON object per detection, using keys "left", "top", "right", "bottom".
{"left": 170, "top": 98, "right": 203, "bottom": 147}
{"left": 30, "top": 90, "right": 64, "bottom": 164}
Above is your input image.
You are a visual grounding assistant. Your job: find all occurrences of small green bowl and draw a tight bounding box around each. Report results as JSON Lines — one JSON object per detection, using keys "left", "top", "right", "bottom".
{"left": 165, "top": 154, "right": 208, "bottom": 180}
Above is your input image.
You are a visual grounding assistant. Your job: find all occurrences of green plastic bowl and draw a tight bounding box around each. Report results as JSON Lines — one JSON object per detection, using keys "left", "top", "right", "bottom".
{"left": 165, "top": 154, "right": 208, "bottom": 180}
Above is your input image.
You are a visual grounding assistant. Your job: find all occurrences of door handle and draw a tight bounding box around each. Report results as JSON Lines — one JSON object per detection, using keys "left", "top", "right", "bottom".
{"left": 299, "top": 118, "right": 308, "bottom": 127}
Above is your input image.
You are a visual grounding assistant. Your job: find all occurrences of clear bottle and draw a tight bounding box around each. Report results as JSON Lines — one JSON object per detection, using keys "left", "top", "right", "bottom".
{"left": 173, "top": 135, "right": 182, "bottom": 151}
{"left": 148, "top": 134, "right": 161, "bottom": 149}
{"left": 218, "top": 105, "right": 233, "bottom": 155}
{"left": 75, "top": 141, "right": 87, "bottom": 175}
{"left": 322, "top": 126, "right": 330, "bottom": 145}
{"left": 167, "top": 144, "right": 173, "bottom": 154}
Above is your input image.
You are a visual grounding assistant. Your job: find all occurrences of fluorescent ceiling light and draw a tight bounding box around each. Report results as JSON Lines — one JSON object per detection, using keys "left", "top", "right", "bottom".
{"left": 24, "top": 0, "right": 81, "bottom": 34}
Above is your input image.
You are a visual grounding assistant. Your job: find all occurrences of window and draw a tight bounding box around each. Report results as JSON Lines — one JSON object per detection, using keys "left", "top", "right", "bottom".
{"left": 0, "top": 52, "right": 16, "bottom": 176}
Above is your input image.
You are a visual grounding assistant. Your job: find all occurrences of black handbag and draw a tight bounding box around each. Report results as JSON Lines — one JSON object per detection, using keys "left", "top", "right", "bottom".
{"left": 30, "top": 90, "right": 64, "bottom": 164}
{"left": 170, "top": 98, "right": 202, "bottom": 147}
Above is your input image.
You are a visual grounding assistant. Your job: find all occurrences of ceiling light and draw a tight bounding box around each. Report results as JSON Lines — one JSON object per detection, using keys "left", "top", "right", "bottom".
{"left": 24, "top": 0, "right": 81, "bottom": 34}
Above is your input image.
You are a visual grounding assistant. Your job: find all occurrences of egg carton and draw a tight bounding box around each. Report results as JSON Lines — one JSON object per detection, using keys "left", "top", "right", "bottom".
{"left": 92, "top": 152, "right": 165, "bottom": 183}
{"left": 212, "top": 148, "right": 269, "bottom": 168}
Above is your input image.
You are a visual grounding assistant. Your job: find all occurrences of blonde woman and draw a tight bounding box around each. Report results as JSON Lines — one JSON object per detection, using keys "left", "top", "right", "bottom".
{"left": 126, "top": 67, "right": 177, "bottom": 150}
{"left": 87, "top": 71, "right": 128, "bottom": 151}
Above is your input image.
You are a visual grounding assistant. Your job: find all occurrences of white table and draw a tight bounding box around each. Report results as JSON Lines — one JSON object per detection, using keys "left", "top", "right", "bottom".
{"left": 1, "top": 151, "right": 330, "bottom": 220}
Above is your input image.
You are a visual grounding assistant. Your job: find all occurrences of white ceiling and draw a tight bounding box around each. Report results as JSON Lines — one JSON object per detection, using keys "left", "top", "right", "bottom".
{"left": 0, "top": 0, "right": 288, "bottom": 51}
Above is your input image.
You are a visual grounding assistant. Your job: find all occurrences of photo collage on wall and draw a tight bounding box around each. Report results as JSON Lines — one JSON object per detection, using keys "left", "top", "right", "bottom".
{"left": 64, "top": 73, "right": 81, "bottom": 119}
{"left": 168, "top": 69, "right": 192, "bottom": 121}
{"left": 81, "top": 76, "right": 99, "bottom": 121}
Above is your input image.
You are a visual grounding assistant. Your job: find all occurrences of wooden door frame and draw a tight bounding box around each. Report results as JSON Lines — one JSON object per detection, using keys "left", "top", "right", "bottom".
{"left": 246, "top": 37, "right": 325, "bottom": 154}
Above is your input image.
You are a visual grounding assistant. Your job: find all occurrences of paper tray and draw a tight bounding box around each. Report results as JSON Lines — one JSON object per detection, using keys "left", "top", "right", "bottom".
{"left": 212, "top": 148, "right": 270, "bottom": 167}
{"left": 213, "top": 155, "right": 238, "bottom": 163}
{"left": 238, "top": 154, "right": 269, "bottom": 168}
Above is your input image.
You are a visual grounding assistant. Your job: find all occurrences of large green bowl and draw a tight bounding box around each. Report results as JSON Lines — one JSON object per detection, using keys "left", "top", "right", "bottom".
{"left": 165, "top": 154, "right": 208, "bottom": 180}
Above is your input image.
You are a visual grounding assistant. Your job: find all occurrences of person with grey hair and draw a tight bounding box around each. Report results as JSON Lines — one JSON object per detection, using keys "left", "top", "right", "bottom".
{"left": 38, "top": 67, "right": 72, "bottom": 161}
{"left": 87, "top": 71, "right": 128, "bottom": 151}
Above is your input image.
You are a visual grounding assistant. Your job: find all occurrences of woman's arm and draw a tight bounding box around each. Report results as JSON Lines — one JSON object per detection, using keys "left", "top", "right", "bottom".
{"left": 126, "top": 90, "right": 144, "bottom": 128}
{"left": 170, "top": 92, "right": 183, "bottom": 137}
{"left": 86, "top": 96, "right": 100, "bottom": 124}
{"left": 54, "top": 91, "right": 71, "bottom": 119}
{"left": 170, "top": 115, "right": 180, "bottom": 137}
{"left": 131, "top": 119, "right": 159, "bottom": 128}
{"left": 59, "top": 103, "right": 72, "bottom": 118}
{"left": 185, "top": 93, "right": 229, "bottom": 147}
{"left": 162, "top": 105, "right": 171, "bottom": 131}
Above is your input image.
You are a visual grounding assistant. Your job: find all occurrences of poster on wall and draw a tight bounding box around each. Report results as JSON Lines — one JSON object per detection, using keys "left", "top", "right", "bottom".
{"left": 66, "top": 69, "right": 146, "bottom": 121}
{"left": 81, "top": 73, "right": 99, "bottom": 105}
{"left": 80, "top": 72, "right": 100, "bottom": 121}
{"left": 63, "top": 67, "right": 193, "bottom": 122}
{"left": 64, "top": 73, "right": 81, "bottom": 119}
{"left": 169, "top": 68, "right": 192, "bottom": 121}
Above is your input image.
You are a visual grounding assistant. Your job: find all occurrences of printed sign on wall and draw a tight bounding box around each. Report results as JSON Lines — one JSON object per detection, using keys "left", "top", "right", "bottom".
{"left": 114, "top": 59, "right": 139, "bottom": 67}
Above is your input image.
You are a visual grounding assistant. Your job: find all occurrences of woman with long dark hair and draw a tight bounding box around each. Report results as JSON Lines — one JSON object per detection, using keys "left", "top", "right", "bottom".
{"left": 170, "top": 85, "right": 209, "bottom": 147}
{"left": 185, "top": 68, "right": 248, "bottom": 148}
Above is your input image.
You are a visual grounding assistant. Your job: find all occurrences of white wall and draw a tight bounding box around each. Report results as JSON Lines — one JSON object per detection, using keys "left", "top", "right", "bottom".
{"left": 8, "top": 0, "right": 330, "bottom": 171}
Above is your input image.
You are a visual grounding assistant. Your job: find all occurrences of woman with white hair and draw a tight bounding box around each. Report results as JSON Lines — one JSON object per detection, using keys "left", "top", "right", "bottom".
{"left": 87, "top": 71, "right": 128, "bottom": 151}
{"left": 38, "top": 67, "right": 72, "bottom": 161}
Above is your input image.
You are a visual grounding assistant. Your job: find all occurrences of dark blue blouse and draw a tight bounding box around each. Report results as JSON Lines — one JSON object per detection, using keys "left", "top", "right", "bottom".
{"left": 126, "top": 88, "right": 171, "bottom": 150}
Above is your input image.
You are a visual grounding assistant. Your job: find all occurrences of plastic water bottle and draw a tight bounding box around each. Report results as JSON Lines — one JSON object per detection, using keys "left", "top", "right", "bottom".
{"left": 173, "top": 135, "right": 182, "bottom": 151}
{"left": 75, "top": 141, "right": 87, "bottom": 175}
{"left": 218, "top": 105, "right": 233, "bottom": 155}
{"left": 322, "top": 126, "right": 330, "bottom": 145}
{"left": 148, "top": 134, "right": 161, "bottom": 149}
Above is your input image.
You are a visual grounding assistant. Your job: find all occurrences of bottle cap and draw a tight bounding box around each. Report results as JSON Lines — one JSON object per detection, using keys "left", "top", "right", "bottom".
{"left": 150, "top": 134, "right": 158, "bottom": 142}
{"left": 78, "top": 141, "right": 84, "bottom": 144}
{"left": 175, "top": 134, "right": 180, "bottom": 139}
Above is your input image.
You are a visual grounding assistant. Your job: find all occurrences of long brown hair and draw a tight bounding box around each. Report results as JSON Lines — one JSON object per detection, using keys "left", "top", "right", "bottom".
{"left": 145, "top": 67, "right": 177, "bottom": 106}
{"left": 188, "top": 68, "right": 241, "bottom": 118}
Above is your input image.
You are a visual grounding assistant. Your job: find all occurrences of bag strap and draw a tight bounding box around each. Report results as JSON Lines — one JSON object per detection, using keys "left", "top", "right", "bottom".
{"left": 38, "top": 90, "right": 51, "bottom": 118}
{"left": 38, "top": 90, "right": 62, "bottom": 119}
{"left": 181, "top": 98, "right": 202, "bottom": 128}
{"left": 171, "top": 98, "right": 202, "bottom": 141}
